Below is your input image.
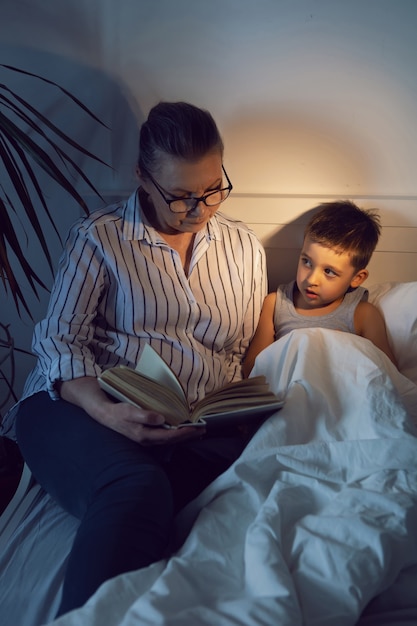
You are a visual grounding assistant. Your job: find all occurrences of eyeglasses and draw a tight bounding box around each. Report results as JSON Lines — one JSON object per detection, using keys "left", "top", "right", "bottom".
{"left": 145, "top": 165, "right": 233, "bottom": 214}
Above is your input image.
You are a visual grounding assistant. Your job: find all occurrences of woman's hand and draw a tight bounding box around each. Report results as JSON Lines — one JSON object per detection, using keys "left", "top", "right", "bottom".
{"left": 102, "top": 400, "right": 204, "bottom": 445}
{"left": 58, "top": 376, "right": 205, "bottom": 445}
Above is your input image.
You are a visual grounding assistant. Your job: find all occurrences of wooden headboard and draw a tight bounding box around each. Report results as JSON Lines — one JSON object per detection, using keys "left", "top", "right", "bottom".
{"left": 225, "top": 194, "right": 417, "bottom": 292}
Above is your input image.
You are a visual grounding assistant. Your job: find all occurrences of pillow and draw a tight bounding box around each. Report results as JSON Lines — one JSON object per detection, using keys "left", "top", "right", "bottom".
{"left": 368, "top": 281, "right": 417, "bottom": 384}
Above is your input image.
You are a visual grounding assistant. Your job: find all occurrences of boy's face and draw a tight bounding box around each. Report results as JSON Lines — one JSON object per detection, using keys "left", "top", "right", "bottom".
{"left": 296, "top": 236, "right": 368, "bottom": 309}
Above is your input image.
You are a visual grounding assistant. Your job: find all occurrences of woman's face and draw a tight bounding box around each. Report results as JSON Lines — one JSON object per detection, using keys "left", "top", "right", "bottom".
{"left": 140, "top": 151, "right": 225, "bottom": 235}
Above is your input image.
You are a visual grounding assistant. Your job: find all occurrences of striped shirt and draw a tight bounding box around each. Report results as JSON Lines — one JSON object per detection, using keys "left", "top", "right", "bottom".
{"left": 5, "top": 189, "right": 266, "bottom": 433}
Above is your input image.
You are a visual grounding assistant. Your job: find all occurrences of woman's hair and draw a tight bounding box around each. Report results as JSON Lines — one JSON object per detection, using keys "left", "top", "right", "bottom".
{"left": 305, "top": 200, "right": 381, "bottom": 270}
{"left": 138, "top": 101, "right": 224, "bottom": 176}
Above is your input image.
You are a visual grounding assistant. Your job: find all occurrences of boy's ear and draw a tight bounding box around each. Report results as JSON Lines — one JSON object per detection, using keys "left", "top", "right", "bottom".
{"left": 350, "top": 268, "right": 369, "bottom": 288}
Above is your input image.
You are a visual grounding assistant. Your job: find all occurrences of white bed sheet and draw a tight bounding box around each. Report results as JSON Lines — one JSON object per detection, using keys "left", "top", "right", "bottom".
{"left": 31, "top": 328, "right": 416, "bottom": 626}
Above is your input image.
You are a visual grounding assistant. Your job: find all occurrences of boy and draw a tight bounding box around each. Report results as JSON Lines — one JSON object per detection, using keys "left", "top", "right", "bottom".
{"left": 243, "top": 200, "right": 396, "bottom": 376}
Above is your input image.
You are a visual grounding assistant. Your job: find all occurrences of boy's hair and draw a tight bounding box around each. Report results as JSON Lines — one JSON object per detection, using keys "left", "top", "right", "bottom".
{"left": 138, "top": 101, "right": 224, "bottom": 176}
{"left": 304, "top": 200, "right": 381, "bottom": 270}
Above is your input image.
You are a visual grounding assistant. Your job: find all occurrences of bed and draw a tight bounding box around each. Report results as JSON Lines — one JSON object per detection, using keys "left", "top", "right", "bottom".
{"left": 0, "top": 280, "right": 416, "bottom": 626}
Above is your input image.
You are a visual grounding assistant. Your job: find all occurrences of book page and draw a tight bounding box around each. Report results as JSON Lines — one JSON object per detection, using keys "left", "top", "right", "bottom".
{"left": 99, "top": 366, "right": 189, "bottom": 424}
{"left": 135, "top": 344, "right": 186, "bottom": 401}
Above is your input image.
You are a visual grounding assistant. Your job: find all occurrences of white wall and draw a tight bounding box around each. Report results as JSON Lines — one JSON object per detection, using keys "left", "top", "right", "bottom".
{"left": 1, "top": 0, "right": 417, "bottom": 404}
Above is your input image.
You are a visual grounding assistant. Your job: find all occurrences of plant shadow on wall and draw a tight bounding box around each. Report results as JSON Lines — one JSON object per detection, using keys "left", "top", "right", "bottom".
{"left": 0, "top": 63, "right": 114, "bottom": 416}
{"left": 0, "top": 64, "right": 111, "bottom": 316}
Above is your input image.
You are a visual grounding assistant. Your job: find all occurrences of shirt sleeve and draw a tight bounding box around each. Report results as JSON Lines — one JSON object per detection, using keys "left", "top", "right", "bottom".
{"left": 31, "top": 220, "right": 106, "bottom": 397}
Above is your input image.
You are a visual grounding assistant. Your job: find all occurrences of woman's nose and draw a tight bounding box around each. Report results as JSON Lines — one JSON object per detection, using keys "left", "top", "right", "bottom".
{"left": 189, "top": 199, "right": 205, "bottom": 215}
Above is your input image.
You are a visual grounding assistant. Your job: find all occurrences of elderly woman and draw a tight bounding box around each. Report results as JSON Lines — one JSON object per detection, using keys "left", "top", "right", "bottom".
{"left": 7, "top": 101, "right": 266, "bottom": 616}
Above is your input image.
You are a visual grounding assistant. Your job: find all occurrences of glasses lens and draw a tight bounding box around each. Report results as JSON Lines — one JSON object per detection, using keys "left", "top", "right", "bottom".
{"left": 169, "top": 187, "right": 231, "bottom": 213}
{"left": 204, "top": 189, "right": 227, "bottom": 206}
{"left": 169, "top": 199, "right": 192, "bottom": 213}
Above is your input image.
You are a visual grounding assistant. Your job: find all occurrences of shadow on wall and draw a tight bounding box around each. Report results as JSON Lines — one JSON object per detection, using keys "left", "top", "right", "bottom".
{"left": 1, "top": 44, "right": 144, "bottom": 195}
{"left": 1, "top": 45, "right": 144, "bottom": 305}
{"left": 0, "top": 46, "right": 144, "bottom": 406}
{"left": 262, "top": 208, "right": 317, "bottom": 292}
{"left": 264, "top": 200, "right": 417, "bottom": 292}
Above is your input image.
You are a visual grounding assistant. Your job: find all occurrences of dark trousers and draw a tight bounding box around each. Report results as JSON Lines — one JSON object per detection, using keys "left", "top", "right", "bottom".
{"left": 15, "top": 392, "right": 246, "bottom": 617}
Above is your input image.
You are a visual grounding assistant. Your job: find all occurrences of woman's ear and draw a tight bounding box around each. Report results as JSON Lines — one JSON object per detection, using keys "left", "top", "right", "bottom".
{"left": 350, "top": 268, "right": 369, "bottom": 288}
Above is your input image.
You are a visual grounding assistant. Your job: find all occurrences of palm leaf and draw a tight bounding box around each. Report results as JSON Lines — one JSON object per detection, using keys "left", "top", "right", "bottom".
{"left": 1, "top": 64, "right": 109, "bottom": 128}
{"left": 0, "top": 65, "right": 111, "bottom": 318}
{"left": 0, "top": 128, "right": 61, "bottom": 247}
{"left": 0, "top": 198, "right": 49, "bottom": 317}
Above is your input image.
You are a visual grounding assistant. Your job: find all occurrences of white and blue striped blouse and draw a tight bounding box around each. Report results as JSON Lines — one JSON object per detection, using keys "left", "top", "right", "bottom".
{"left": 18, "top": 189, "right": 267, "bottom": 415}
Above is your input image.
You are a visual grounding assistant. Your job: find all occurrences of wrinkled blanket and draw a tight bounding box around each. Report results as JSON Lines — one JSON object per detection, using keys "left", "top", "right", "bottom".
{"left": 49, "top": 329, "right": 417, "bottom": 626}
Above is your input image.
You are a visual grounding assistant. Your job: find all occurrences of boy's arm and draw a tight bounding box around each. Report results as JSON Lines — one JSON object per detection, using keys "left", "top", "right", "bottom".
{"left": 354, "top": 301, "right": 397, "bottom": 366}
{"left": 243, "top": 292, "right": 277, "bottom": 377}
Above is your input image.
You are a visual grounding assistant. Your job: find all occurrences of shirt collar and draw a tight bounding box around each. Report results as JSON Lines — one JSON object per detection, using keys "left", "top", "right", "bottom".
{"left": 121, "top": 188, "right": 151, "bottom": 242}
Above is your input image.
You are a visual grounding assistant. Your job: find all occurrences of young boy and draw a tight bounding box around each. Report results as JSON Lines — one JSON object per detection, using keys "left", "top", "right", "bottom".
{"left": 243, "top": 200, "right": 396, "bottom": 377}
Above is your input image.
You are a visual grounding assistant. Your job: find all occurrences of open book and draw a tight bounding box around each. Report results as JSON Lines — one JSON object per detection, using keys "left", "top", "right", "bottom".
{"left": 98, "top": 344, "right": 284, "bottom": 428}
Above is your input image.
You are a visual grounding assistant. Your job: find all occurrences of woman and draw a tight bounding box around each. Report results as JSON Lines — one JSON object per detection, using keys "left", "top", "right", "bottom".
{"left": 8, "top": 102, "right": 267, "bottom": 616}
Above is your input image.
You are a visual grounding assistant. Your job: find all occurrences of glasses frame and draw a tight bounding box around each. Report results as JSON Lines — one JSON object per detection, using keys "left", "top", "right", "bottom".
{"left": 145, "top": 165, "right": 233, "bottom": 214}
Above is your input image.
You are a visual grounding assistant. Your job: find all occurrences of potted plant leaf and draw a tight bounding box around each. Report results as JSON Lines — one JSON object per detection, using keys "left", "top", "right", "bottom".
{"left": 1, "top": 63, "right": 110, "bottom": 316}
{"left": 0, "top": 64, "right": 110, "bottom": 413}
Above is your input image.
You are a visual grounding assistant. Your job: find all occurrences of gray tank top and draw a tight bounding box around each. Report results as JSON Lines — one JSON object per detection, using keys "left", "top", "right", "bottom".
{"left": 273, "top": 280, "right": 368, "bottom": 340}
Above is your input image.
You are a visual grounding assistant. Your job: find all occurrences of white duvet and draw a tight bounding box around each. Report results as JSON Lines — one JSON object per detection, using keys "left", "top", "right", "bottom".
{"left": 49, "top": 329, "right": 417, "bottom": 626}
